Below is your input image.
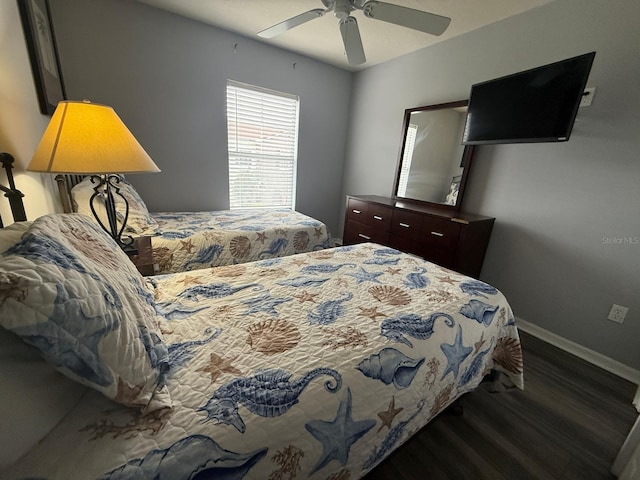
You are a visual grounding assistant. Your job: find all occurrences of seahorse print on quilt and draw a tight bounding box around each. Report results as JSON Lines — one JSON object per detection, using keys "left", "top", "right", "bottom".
{"left": 380, "top": 312, "right": 454, "bottom": 347}
{"left": 184, "top": 244, "right": 224, "bottom": 270}
{"left": 198, "top": 368, "right": 342, "bottom": 433}
{"left": 177, "top": 282, "right": 263, "bottom": 302}
{"left": 307, "top": 293, "right": 353, "bottom": 325}
{"left": 299, "top": 262, "right": 356, "bottom": 276}
{"left": 241, "top": 293, "right": 293, "bottom": 316}
{"left": 259, "top": 238, "right": 289, "bottom": 257}
{"left": 403, "top": 267, "right": 429, "bottom": 289}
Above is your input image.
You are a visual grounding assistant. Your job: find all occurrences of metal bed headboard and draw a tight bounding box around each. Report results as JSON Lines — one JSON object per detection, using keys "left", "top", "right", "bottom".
{"left": 0, "top": 153, "right": 27, "bottom": 227}
{"left": 55, "top": 174, "right": 86, "bottom": 214}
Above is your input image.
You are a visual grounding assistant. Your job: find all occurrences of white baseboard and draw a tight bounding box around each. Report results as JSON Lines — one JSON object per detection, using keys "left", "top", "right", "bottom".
{"left": 516, "top": 317, "right": 640, "bottom": 386}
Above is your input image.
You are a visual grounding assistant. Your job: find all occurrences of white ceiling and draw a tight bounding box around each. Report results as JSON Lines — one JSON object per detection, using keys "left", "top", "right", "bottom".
{"left": 134, "top": 0, "right": 555, "bottom": 71}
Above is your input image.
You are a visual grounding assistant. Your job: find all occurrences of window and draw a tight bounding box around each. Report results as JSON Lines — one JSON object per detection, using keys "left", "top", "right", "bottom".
{"left": 226, "top": 80, "right": 300, "bottom": 209}
{"left": 396, "top": 124, "right": 417, "bottom": 197}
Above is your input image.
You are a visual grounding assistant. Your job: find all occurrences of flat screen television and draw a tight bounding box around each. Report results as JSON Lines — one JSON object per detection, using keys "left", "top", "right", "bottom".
{"left": 462, "top": 52, "right": 595, "bottom": 145}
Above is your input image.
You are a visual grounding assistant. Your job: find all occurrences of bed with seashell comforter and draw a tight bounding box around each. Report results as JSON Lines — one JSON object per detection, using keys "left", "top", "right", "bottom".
{"left": 60, "top": 175, "right": 332, "bottom": 274}
{"left": 0, "top": 213, "right": 523, "bottom": 479}
{"left": 150, "top": 208, "right": 331, "bottom": 274}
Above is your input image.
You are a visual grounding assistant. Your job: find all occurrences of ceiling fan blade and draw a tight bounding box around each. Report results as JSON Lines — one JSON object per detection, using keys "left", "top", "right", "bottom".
{"left": 362, "top": 1, "right": 451, "bottom": 36}
{"left": 339, "top": 16, "right": 366, "bottom": 66}
{"left": 257, "top": 9, "right": 326, "bottom": 38}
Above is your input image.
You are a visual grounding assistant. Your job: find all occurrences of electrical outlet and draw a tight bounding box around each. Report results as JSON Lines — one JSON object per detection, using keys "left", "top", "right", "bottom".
{"left": 607, "top": 304, "right": 628, "bottom": 324}
{"left": 580, "top": 87, "right": 596, "bottom": 107}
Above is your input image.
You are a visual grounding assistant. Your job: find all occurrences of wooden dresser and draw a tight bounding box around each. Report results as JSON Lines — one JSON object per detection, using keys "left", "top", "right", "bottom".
{"left": 343, "top": 195, "right": 495, "bottom": 278}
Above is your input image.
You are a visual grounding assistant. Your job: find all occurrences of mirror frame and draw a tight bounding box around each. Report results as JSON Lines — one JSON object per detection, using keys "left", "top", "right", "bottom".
{"left": 392, "top": 100, "right": 476, "bottom": 214}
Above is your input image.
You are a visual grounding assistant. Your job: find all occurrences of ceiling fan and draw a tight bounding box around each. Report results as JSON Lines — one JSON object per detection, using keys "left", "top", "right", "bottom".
{"left": 257, "top": 0, "right": 451, "bottom": 66}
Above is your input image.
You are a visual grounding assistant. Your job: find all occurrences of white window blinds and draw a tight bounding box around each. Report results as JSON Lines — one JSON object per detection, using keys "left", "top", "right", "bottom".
{"left": 226, "top": 80, "right": 299, "bottom": 209}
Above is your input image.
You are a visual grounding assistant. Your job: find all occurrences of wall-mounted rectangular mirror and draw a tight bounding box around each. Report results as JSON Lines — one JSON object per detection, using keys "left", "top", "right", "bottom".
{"left": 393, "top": 100, "right": 475, "bottom": 213}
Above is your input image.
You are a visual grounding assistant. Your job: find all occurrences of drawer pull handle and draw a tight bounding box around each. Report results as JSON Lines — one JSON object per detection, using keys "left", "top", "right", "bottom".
{"left": 352, "top": 209, "right": 361, "bottom": 214}
{"left": 373, "top": 215, "right": 383, "bottom": 221}
{"left": 399, "top": 222, "right": 410, "bottom": 228}
{"left": 358, "top": 234, "right": 371, "bottom": 240}
{"left": 431, "top": 231, "right": 444, "bottom": 237}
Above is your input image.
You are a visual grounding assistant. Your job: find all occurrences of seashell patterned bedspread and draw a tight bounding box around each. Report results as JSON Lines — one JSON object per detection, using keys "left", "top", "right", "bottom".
{"left": 5, "top": 243, "right": 523, "bottom": 480}
{"left": 149, "top": 209, "right": 331, "bottom": 274}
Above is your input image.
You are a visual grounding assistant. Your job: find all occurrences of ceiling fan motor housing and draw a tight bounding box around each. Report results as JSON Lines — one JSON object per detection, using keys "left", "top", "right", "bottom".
{"left": 322, "top": 0, "right": 356, "bottom": 19}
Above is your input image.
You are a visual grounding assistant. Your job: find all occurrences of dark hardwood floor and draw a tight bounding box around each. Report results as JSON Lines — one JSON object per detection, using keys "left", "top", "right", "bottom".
{"left": 365, "top": 331, "right": 637, "bottom": 480}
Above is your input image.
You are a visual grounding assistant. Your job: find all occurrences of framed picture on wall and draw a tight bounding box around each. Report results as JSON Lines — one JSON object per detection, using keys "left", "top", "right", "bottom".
{"left": 17, "top": 0, "right": 66, "bottom": 115}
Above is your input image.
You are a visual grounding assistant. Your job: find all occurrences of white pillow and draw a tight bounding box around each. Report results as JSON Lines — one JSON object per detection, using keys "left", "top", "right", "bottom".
{"left": 0, "top": 214, "right": 171, "bottom": 413}
{"left": 0, "top": 221, "right": 30, "bottom": 253}
{"left": 0, "top": 328, "right": 87, "bottom": 469}
{"left": 71, "top": 175, "right": 160, "bottom": 235}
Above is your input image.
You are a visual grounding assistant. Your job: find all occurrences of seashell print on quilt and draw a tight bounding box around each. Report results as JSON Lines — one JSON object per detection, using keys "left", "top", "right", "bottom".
{"left": 492, "top": 337, "right": 524, "bottom": 373}
{"left": 293, "top": 230, "right": 310, "bottom": 252}
{"left": 229, "top": 236, "right": 251, "bottom": 258}
{"left": 246, "top": 319, "right": 301, "bottom": 355}
{"left": 368, "top": 285, "right": 412, "bottom": 306}
{"left": 356, "top": 347, "right": 425, "bottom": 389}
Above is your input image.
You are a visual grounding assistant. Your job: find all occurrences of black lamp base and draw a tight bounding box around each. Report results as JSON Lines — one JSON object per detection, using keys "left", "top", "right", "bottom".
{"left": 88, "top": 174, "right": 137, "bottom": 253}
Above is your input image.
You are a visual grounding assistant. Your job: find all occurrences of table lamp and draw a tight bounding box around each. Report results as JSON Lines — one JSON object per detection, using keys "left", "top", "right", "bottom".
{"left": 27, "top": 100, "right": 160, "bottom": 251}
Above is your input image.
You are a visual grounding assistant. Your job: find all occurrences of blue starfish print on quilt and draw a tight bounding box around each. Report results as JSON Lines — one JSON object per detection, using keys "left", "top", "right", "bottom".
{"left": 440, "top": 324, "right": 473, "bottom": 380}
{"left": 305, "top": 388, "right": 376, "bottom": 474}
{"left": 345, "top": 267, "right": 384, "bottom": 284}
{"left": 12, "top": 283, "right": 118, "bottom": 387}
{"left": 241, "top": 293, "right": 292, "bottom": 316}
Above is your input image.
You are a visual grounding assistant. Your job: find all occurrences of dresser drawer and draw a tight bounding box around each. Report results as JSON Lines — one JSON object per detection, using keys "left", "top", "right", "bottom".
{"left": 346, "top": 197, "right": 369, "bottom": 220}
{"left": 420, "top": 216, "right": 461, "bottom": 250}
{"left": 344, "top": 219, "right": 389, "bottom": 245}
{"left": 367, "top": 203, "right": 393, "bottom": 230}
{"left": 346, "top": 198, "right": 393, "bottom": 229}
{"left": 390, "top": 209, "right": 423, "bottom": 241}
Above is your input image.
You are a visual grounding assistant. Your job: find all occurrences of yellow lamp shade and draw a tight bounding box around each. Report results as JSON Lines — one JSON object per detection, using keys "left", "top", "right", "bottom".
{"left": 28, "top": 100, "right": 160, "bottom": 174}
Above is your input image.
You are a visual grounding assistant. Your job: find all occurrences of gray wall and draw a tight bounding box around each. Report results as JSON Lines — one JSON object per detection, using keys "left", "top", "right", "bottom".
{"left": 49, "top": 0, "right": 352, "bottom": 236}
{"left": 341, "top": 0, "right": 640, "bottom": 369}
